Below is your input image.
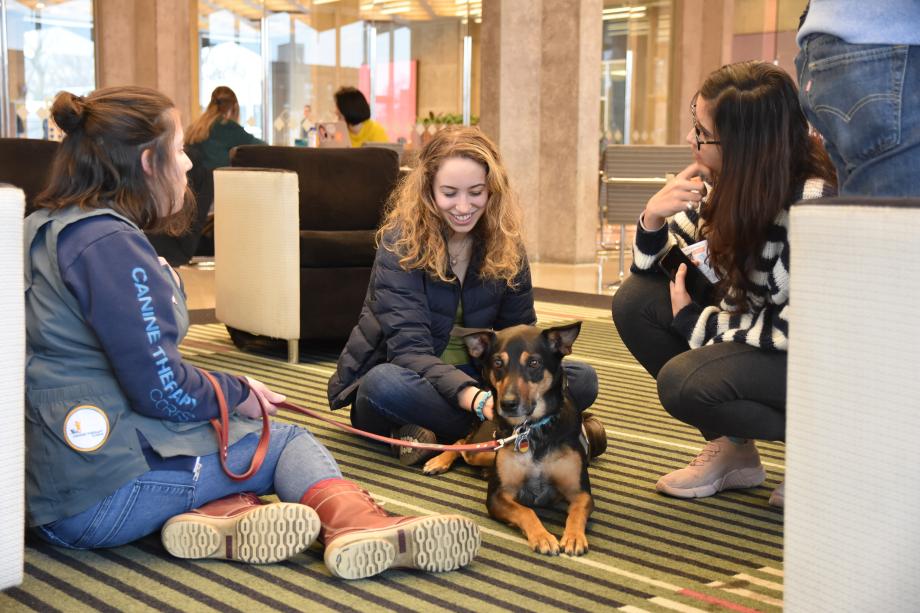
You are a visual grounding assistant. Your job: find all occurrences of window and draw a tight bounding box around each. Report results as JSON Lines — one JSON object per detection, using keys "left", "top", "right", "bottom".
{"left": 2, "top": 0, "right": 96, "bottom": 139}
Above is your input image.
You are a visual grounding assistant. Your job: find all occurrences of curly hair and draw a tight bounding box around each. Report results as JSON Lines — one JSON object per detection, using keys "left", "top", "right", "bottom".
{"left": 376, "top": 126, "right": 525, "bottom": 286}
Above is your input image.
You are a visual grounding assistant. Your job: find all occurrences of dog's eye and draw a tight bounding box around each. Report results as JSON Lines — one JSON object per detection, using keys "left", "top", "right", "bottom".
{"left": 527, "top": 357, "right": 542, "bottom": 369}
{"left": 492, "top": 356, "right": 503, "bottom": 369}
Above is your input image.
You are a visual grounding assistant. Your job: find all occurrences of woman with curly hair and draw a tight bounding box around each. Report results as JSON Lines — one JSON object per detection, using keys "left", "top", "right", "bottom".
{"left": 328, "top": 126, "right": 603, "bottom": 465}
{"left": 611, "top": 61, "right": 837, "bottom": 507}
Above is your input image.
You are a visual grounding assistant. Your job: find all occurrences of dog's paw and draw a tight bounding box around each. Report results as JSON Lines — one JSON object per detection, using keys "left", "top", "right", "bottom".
{"left": 560, "top": 531, "right": 589, "bottom": 556}
{"left": 422, "top": 454, "right": 453, "bottom": 475}
{"left": 528, "top": 531, "right": 560, "bottom": 556}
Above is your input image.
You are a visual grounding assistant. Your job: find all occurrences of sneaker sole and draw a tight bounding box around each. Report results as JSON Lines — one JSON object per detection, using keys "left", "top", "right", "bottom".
{"left": 656, "top": 466, "right": 766, "bottom": 499}
{"left": 324, "top": 515, "right": 480, "bottom": 580}
{"left": 162, "top": 503, "right": 320, "bottom": 564}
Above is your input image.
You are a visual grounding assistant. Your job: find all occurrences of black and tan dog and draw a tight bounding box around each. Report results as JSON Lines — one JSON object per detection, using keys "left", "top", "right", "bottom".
{"left": 424, "top": 322, "right": 593, "bottom": 556}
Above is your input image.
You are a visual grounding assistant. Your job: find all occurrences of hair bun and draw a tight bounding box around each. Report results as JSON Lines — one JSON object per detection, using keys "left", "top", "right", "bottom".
{"left": 51, "top": 91, "right": 87, "bottom": 135}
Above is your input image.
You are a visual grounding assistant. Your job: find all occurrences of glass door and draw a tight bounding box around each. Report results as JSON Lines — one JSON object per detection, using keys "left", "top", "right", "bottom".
{"left": 1, "top": 0, "right": 96, "bottom": 139}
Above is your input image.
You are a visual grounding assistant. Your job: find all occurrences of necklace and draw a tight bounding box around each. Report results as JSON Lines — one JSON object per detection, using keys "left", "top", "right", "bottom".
{"left": 448, "top": 235, "right": 472, "bottom": 266}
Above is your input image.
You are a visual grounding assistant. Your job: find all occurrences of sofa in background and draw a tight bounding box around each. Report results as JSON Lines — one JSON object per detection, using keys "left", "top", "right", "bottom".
{"left": 0, "top": 138, "right": 59, "bottom": 215}
{"left": 214, "top": 146, "right": 399, "bottom": 359}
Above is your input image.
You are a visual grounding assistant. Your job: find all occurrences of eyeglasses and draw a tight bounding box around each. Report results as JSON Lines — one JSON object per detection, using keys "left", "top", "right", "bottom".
{"left": 690, "top": 96, "right": 721, "bottom": 151}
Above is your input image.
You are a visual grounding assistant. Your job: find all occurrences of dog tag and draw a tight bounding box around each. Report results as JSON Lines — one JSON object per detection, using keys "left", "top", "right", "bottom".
{"left": 515, "top": 434, "right": 530, "bottom": 453}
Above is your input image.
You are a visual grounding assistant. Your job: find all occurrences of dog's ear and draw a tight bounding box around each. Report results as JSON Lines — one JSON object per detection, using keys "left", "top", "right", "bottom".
{"left": 543, "top": 321, "right": 582, "bottom": 356}
{"left": 460, "top": 329, "right": 496, "bottom": 358}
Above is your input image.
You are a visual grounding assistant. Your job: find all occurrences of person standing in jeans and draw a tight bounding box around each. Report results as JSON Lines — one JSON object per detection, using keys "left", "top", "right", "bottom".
{"left": 611, "top": 62, "right": 836, "bottom": 508}
{"left": 796, "top": 0, "right": 920, "bottom": 196}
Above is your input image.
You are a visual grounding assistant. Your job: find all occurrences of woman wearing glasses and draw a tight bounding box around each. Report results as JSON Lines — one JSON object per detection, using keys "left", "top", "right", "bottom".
{"left": 611, "top": 61, "right": 836, "bottom": 508}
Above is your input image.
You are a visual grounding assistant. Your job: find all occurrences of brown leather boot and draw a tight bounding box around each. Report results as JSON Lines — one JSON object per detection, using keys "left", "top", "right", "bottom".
{"left": 582, "top": 413, "right": 607, "bottom": 459}
{"left": 300, "top": 478, "right": 480, "bottom": 580}
{"left": 161, "top": 492, "right": 320, "bottom": 564}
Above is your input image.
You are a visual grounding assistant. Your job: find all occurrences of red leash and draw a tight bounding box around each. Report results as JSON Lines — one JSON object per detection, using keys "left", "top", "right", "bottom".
{"left": 276, "top": 400, "right": 509, "bottom": 453}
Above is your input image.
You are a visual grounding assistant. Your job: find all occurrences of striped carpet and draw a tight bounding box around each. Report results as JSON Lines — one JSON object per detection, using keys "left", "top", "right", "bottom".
{"left": 2, "top": 301, "right": 785, "bottom": 612}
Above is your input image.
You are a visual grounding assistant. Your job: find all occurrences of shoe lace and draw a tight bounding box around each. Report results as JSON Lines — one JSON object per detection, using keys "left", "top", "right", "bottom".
{"left": 689, "top": 440, "right": 722, "bottom": 466}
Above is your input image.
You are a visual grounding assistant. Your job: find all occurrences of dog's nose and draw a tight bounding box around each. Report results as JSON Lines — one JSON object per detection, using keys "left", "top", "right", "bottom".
{"left": 500, "top": 399, "right": 520, "bottom": 412}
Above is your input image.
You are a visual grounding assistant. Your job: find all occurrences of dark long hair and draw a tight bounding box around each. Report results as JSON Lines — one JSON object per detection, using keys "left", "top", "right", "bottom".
{"left": 186, "top": 86, "right": 240, "bottom": 144}
{"left": 37, "top": 86, "right": 193, "bottom": 236}
{"left": 699, "top": 61, "right": 836, "bottom": 309}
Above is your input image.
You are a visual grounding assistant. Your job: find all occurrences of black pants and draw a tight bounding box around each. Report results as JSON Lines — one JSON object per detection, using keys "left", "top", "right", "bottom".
{"left": 611, "top": 272, "right": 786, "bottom": 441}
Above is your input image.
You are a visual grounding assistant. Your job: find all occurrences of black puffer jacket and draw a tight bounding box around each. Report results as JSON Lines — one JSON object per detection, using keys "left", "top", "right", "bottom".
{"left": 327, "top": 236, "right": 536, "bottom": 409}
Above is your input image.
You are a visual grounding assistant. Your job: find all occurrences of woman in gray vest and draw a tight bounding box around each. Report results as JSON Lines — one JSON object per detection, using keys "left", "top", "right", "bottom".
{"left": 24, "top": 86, "right": 479, "bottom": 580}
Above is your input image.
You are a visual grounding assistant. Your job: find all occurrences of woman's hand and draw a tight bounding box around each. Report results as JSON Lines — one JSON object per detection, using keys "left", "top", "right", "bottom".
{"left": 459, "top": 386, "right": 495, "bottom": 421}
{"left": 642, "top": 162, "right": 709, "bottom": 230}
{"left": 670, "top": 264, "right": 693, "bottom": 317}
{"left": 235, "top": 376, "right": 284, "bottom": 419}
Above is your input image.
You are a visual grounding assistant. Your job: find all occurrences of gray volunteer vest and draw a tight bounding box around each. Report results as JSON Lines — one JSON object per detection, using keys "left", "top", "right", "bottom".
{"left": 24, "top": 206, "right": 259, "bottom": 526}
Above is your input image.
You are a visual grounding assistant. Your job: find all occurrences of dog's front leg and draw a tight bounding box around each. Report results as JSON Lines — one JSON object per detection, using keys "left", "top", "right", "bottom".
{"left": 423, "top": 449, "right": 461, "bottom": 475}
{"left": 559, "top": 491, "right": 593, "bottom": 556}
{"left": 489, "top": 490, "right": 559, "bottom": 555}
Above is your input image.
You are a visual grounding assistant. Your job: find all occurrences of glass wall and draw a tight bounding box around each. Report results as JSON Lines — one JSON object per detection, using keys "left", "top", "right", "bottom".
{"left": 600, "top": 0, "right": 672, "bottom": 147}
{"left": 1, "top": 0, "right": 95, "bottom": 139}
{"left": 196, "top": 0, "right": 481, "bottom": 148}
{"left": 198, "top": 8, "right": 265, "bottom": 140}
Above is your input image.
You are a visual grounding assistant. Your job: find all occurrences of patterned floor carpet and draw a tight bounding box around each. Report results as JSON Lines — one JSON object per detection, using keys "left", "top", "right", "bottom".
{"left": 1, "top": 301, "right": 785, "bottom": 612}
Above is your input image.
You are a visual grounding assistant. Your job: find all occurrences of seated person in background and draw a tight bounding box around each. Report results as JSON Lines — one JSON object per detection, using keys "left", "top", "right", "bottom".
{"left": 334, "top": 86, "right": 389, "bottom": 148}
{"left": 611, "top": 61, "right": 837, "bottom": 508}
{"left": 148, "top": 86, "right": 264, "bottom": 265}
{"left": 25, "top": 86, "right": 479, "bottom": 579}
{"left": 185, "top": 85, "right": 264, "bottom": 172}
{"left": 328, "top": 126, "right": 605, "bottom": 466}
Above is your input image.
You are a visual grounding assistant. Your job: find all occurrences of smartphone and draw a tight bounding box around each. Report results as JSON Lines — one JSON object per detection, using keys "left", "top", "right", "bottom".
{"left": 658, "top": 245, "right": 713, "bottom": 302}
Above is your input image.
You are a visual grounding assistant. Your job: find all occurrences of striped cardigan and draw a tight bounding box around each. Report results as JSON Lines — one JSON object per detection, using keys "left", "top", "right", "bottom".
{"left": 632, "top": 178, "right": 834, "bottom": 351}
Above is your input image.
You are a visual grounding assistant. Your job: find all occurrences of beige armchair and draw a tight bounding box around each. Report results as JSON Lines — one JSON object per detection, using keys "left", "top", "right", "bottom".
{"left": 0, "top": 186, "right": 25, "bottom": 589}
{"left": 213, "top": 168, "right": 301, "bottom": 362}
{"left": 785, "top": 197, "right": 920, "bottom": 611}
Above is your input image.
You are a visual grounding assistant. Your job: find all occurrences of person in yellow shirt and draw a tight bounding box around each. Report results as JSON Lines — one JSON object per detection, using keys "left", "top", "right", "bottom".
{"left": 334, "top": 86, "right": 389, "bottom": 147}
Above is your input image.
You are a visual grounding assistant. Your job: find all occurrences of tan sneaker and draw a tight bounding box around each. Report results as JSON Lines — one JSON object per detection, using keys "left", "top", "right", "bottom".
{"left": 656, "top": 437, "right": 766, "bottom": 498}
{"left": 162, "top": 492, "right": 320, "bottom": 564}
{"left": 768, "top": 481, "right": 785, "bottom": 508}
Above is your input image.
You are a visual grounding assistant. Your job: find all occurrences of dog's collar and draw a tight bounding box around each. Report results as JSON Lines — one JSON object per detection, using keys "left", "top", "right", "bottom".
{"left": 497, "top": 415, "right": 557, "bottom": 453}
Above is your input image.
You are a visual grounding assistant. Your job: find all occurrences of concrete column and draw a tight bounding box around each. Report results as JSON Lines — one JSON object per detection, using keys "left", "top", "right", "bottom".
{"left": 481, "top": 0, "right": 600, "bottom": 264}
{"left": 94, "top": 0, "right": 197, "bottom": 126}
{"left": 668, "top": 0, "right": 734, "bottom": 143}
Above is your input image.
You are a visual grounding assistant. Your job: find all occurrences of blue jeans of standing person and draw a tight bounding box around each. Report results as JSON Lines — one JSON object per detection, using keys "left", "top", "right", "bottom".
{"left": 351, "top": 360, "right": 600, "bottom": 442}
{"left": 796, "top": 34, "right": 920, "bottom": 196}
{"left": 35, "top": 422, "right": 341, "bottom": 549}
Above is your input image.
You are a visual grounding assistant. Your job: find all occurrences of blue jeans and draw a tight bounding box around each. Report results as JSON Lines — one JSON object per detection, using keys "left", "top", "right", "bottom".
{"left": 796, "top": 35, "right": 920, "bottom": 196}
{"left": 351, "top": 360, "right": 599, "bottom": 441}
{"left": 36, "top": 422, "right": 341, "bottom": 550}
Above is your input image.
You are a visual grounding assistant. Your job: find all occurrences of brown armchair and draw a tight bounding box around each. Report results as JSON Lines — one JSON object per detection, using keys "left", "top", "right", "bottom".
{"left": 215, "top": 145, "right": 399, "bottom": 358}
